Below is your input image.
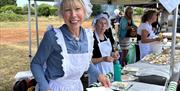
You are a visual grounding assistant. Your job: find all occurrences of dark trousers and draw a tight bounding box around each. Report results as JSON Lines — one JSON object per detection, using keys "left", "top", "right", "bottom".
{"left": 121, "top": 49, "right": 128, "bottom": 67}
{"left": 135, "top": 44, "right": 140, "bottom": 62}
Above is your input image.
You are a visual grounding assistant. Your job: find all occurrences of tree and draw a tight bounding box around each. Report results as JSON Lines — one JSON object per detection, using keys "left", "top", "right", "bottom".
{"left": 0, "top": 0, "right": 16, "bottom": 7}
{"left": 134, "top": 7, "right": 144, "bottom": 15}
{"left": 38, "top": 4, "right": 51, "bottom": 17}
{"left": 23, "top": 4, "right": 35, "bottom": 15}
{"left": 49, "top": 6, "right": 58, "bottom": 16}
{"left": 15, "top": 7, "right": 23, "bottom": 14}
{"left": 92, "top": 4, "right": 102, "bottom": 16}
{"left": 0, "top": 5, "right": 16, "bottom": 13}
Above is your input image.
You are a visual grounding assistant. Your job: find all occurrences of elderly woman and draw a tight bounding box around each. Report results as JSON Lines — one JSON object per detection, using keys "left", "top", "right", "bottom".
{"left": 30, "top": 0, "right": 110, "bottom": 91}
{"left": 89, "top": 13, "right": 119, "bottom": 84}
{"left": 137, "top": 10, "right": 161, "bottom": 59}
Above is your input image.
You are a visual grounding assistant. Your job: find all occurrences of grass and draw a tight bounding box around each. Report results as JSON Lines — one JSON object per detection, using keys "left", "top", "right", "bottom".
{"left": 0, "top": 44, "right": 30, "bottom": 91}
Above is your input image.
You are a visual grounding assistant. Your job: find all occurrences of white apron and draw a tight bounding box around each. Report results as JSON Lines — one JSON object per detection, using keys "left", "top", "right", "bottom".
{"left": 47, "top": 28, "right": 94, "bottom": 91}
{"left": 139, "top": 28, "right": 156, "bottom": 59}
{"left": 89, "top": 32, "right": 113, "bottom": 85}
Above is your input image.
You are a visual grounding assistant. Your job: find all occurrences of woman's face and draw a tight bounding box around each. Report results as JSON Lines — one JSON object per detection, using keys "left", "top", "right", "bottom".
{"left": 95, "top": 17, "right": 108, "bottom": 33}
{"left": 126, "top": 9, "right": 133, "bottom": 19}
{"left": 62, "top": 1, "right": 85, "bottom": 30}
{"left": 150, "top": 13, "right": 157, "bottom": 23}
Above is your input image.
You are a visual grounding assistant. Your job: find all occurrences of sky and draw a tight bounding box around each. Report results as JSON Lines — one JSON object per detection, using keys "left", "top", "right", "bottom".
{"left": 16, "top": 0, "right": 55, "bottom": 7}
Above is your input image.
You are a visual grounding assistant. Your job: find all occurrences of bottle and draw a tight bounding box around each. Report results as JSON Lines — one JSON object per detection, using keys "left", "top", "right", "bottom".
{"left": 113, "top": 60, "right": 122, "bottom": 81}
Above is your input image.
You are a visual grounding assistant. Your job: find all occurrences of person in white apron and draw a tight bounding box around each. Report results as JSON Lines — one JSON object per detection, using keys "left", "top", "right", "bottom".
{"left": 94, "top": 32, "right": 114, "bottom": 75}
{"left": 48, "top": 28, "right": 92, "bottom": 91}
{"left": 137, "top": 10, "right": 161, "bottom": 59}
{"left": 89, "top": 13, "right": 119, "bottom": 84}
{"left": 31, "top": 0, "right": 110, "bottom": 91}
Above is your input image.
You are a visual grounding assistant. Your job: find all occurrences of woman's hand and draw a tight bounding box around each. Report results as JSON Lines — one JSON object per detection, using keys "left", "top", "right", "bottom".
{"left": 111, "top": 51, "right": 120, "bottom": 60}
{"left": 103, "top": 56, "right": 114, "bottom": 62}
{"left": 47, "top": 89, "right": 51, "bottom": 91}
{"left": 155, "top": 37, "right": 162, "bottom": 41}
{"left": 98, "top": 74, "right": 111, "bottom": 87}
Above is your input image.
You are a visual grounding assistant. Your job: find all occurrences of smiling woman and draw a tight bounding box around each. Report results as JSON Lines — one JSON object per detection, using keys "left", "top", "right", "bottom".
{"left": 30, "top": 0, "right": 111, "bottom": 91}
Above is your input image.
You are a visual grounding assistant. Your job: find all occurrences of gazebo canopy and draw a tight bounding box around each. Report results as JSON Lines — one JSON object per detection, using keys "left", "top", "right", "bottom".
{"left": 32, "top": 0, "right": 179, "bottom": 9}
{"left": 32, "top": 0, "right": 158, "bottom": 5}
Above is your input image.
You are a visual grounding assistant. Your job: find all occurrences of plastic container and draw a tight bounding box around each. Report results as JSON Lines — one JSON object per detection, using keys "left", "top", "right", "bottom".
{"left": 150, "top": 42, "right": 163, "bottom": 54}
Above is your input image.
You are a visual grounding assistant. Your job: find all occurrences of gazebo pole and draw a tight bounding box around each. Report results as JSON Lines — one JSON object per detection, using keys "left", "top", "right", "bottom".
{"left": 170, "top": 6, "right": 178, "bottom": 78}
{"left": 34, "top": 0, "right": 40, "bottom": 47}
{"left": 28, "top": 0, "right": 32, "bottom": 61}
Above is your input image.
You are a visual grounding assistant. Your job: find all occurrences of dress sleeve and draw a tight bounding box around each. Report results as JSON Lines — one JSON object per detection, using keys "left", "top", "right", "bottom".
{"left": 87, "top": 62, "right": 101, "bottom": 81}
{"left": 30, "top": 30, "right": 54, "bottom": 91}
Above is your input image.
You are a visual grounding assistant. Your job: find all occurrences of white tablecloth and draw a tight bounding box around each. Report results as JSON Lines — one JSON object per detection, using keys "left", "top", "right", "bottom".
{"left": 128, "top": 82, "right": 165, "bottom": 91}
{"left": 86, "top": 82, "right": 165, "bottom": 91}
{"left": 124, "top": 61, "right": 180, "bottom": 79}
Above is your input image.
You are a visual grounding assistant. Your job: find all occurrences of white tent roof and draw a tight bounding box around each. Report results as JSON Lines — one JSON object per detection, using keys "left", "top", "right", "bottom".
{"left": 33, "top": 0, "right": 158, "bottom": 4}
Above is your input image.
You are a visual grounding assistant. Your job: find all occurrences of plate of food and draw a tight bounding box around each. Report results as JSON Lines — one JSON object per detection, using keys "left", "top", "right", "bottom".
{"left": 141, "top": 53, "right": 170, "bottom": 65}
{"left": 110, "top": 82, "right": 131, "bottom": 90}
{"left": 122, "top": 67, "right": 139, "bottom": 75}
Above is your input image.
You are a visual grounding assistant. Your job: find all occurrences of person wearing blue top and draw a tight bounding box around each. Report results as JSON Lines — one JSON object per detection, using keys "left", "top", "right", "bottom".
{"left": 30, "top": 0, "right": 110, "bottom": 91}
{"left": 118, "top": 7, "right": 137, "bottom": 66}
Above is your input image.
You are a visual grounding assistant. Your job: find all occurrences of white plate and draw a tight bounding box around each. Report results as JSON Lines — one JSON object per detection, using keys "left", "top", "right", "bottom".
{"left": 121, "top": 75, "right": 138, "bottom": 82}
{"left": 123, "top": 67, "right": 139, "bottom": 72}
{"left": 86, "top": 87, "right": 113, "bottom": 91}
{"left": 110, "top": 82, "right": 129, "bottom": 90}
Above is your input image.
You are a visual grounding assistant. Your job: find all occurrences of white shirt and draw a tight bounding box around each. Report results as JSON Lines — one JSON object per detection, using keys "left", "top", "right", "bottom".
{"left": 137, "top": 22, "right": 152, "bottom": 37}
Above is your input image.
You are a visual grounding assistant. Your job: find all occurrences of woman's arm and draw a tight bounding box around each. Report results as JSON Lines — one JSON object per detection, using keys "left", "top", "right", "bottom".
{"left": 141, "top": 29, "right": 158, "bottom": 43}
{"left": 92, "top": 57, "right": 114, "bottom": 64}
{"left": 30, "top": 30, "right": 54, "bottom": 91}
{"left": 92, "top": 57, "right": 104, "bottom": 64}
{"left": 88, "top": 63, "right": 111, "bottom": 87}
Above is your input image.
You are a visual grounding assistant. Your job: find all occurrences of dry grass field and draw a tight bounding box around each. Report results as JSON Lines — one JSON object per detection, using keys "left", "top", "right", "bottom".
{"left": 0, "top": 16, "right": 140, "bottom": 91}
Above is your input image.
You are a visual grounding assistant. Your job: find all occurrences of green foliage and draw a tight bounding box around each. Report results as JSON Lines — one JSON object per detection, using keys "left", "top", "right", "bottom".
{"left": 22, "top": 4, "right": 35, "bottom": 15}
{"left": 14, "top": 7, "right": 23, "bottom": 14}
{"left": 0, "top": 0, "right": 16, "bottom": 7}
{"left": 49, "top": 6, "right": 58, "bottom": 16}
{"left": 38, "top": 4, "right": 51, "bottom": 17}
{"left": 134, "top": 8, "right": 144, "bottom": 15}
{"left": 0, "top": 12, "right": 25, "bottom": 21}
{"left": 0, "top": 5, "right": 16, "bottom": 13}
{"left": 92, "top": 4, "right": 102, "bottom": 16}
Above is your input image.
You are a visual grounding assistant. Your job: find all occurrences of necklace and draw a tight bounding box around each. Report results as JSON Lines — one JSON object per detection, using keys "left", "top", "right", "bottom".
{"left": 72, "top": 35, "right": 80, "bottom": 41}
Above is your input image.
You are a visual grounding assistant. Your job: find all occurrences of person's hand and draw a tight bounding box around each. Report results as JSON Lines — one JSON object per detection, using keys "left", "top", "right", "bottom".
{"left": 111, "top": 51, "right": 120, "bottom": 60}
{"left": 47, "top": 89, "right": 51, "bottom": 91}
{"left": 98, "top": 74, "right": 111, "bottom": 87}
{"left": 103, "top": 56, "right": 114, "bottom": 62}
{"left": 155, "top": 37, "right": 162, "bottom": 41}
